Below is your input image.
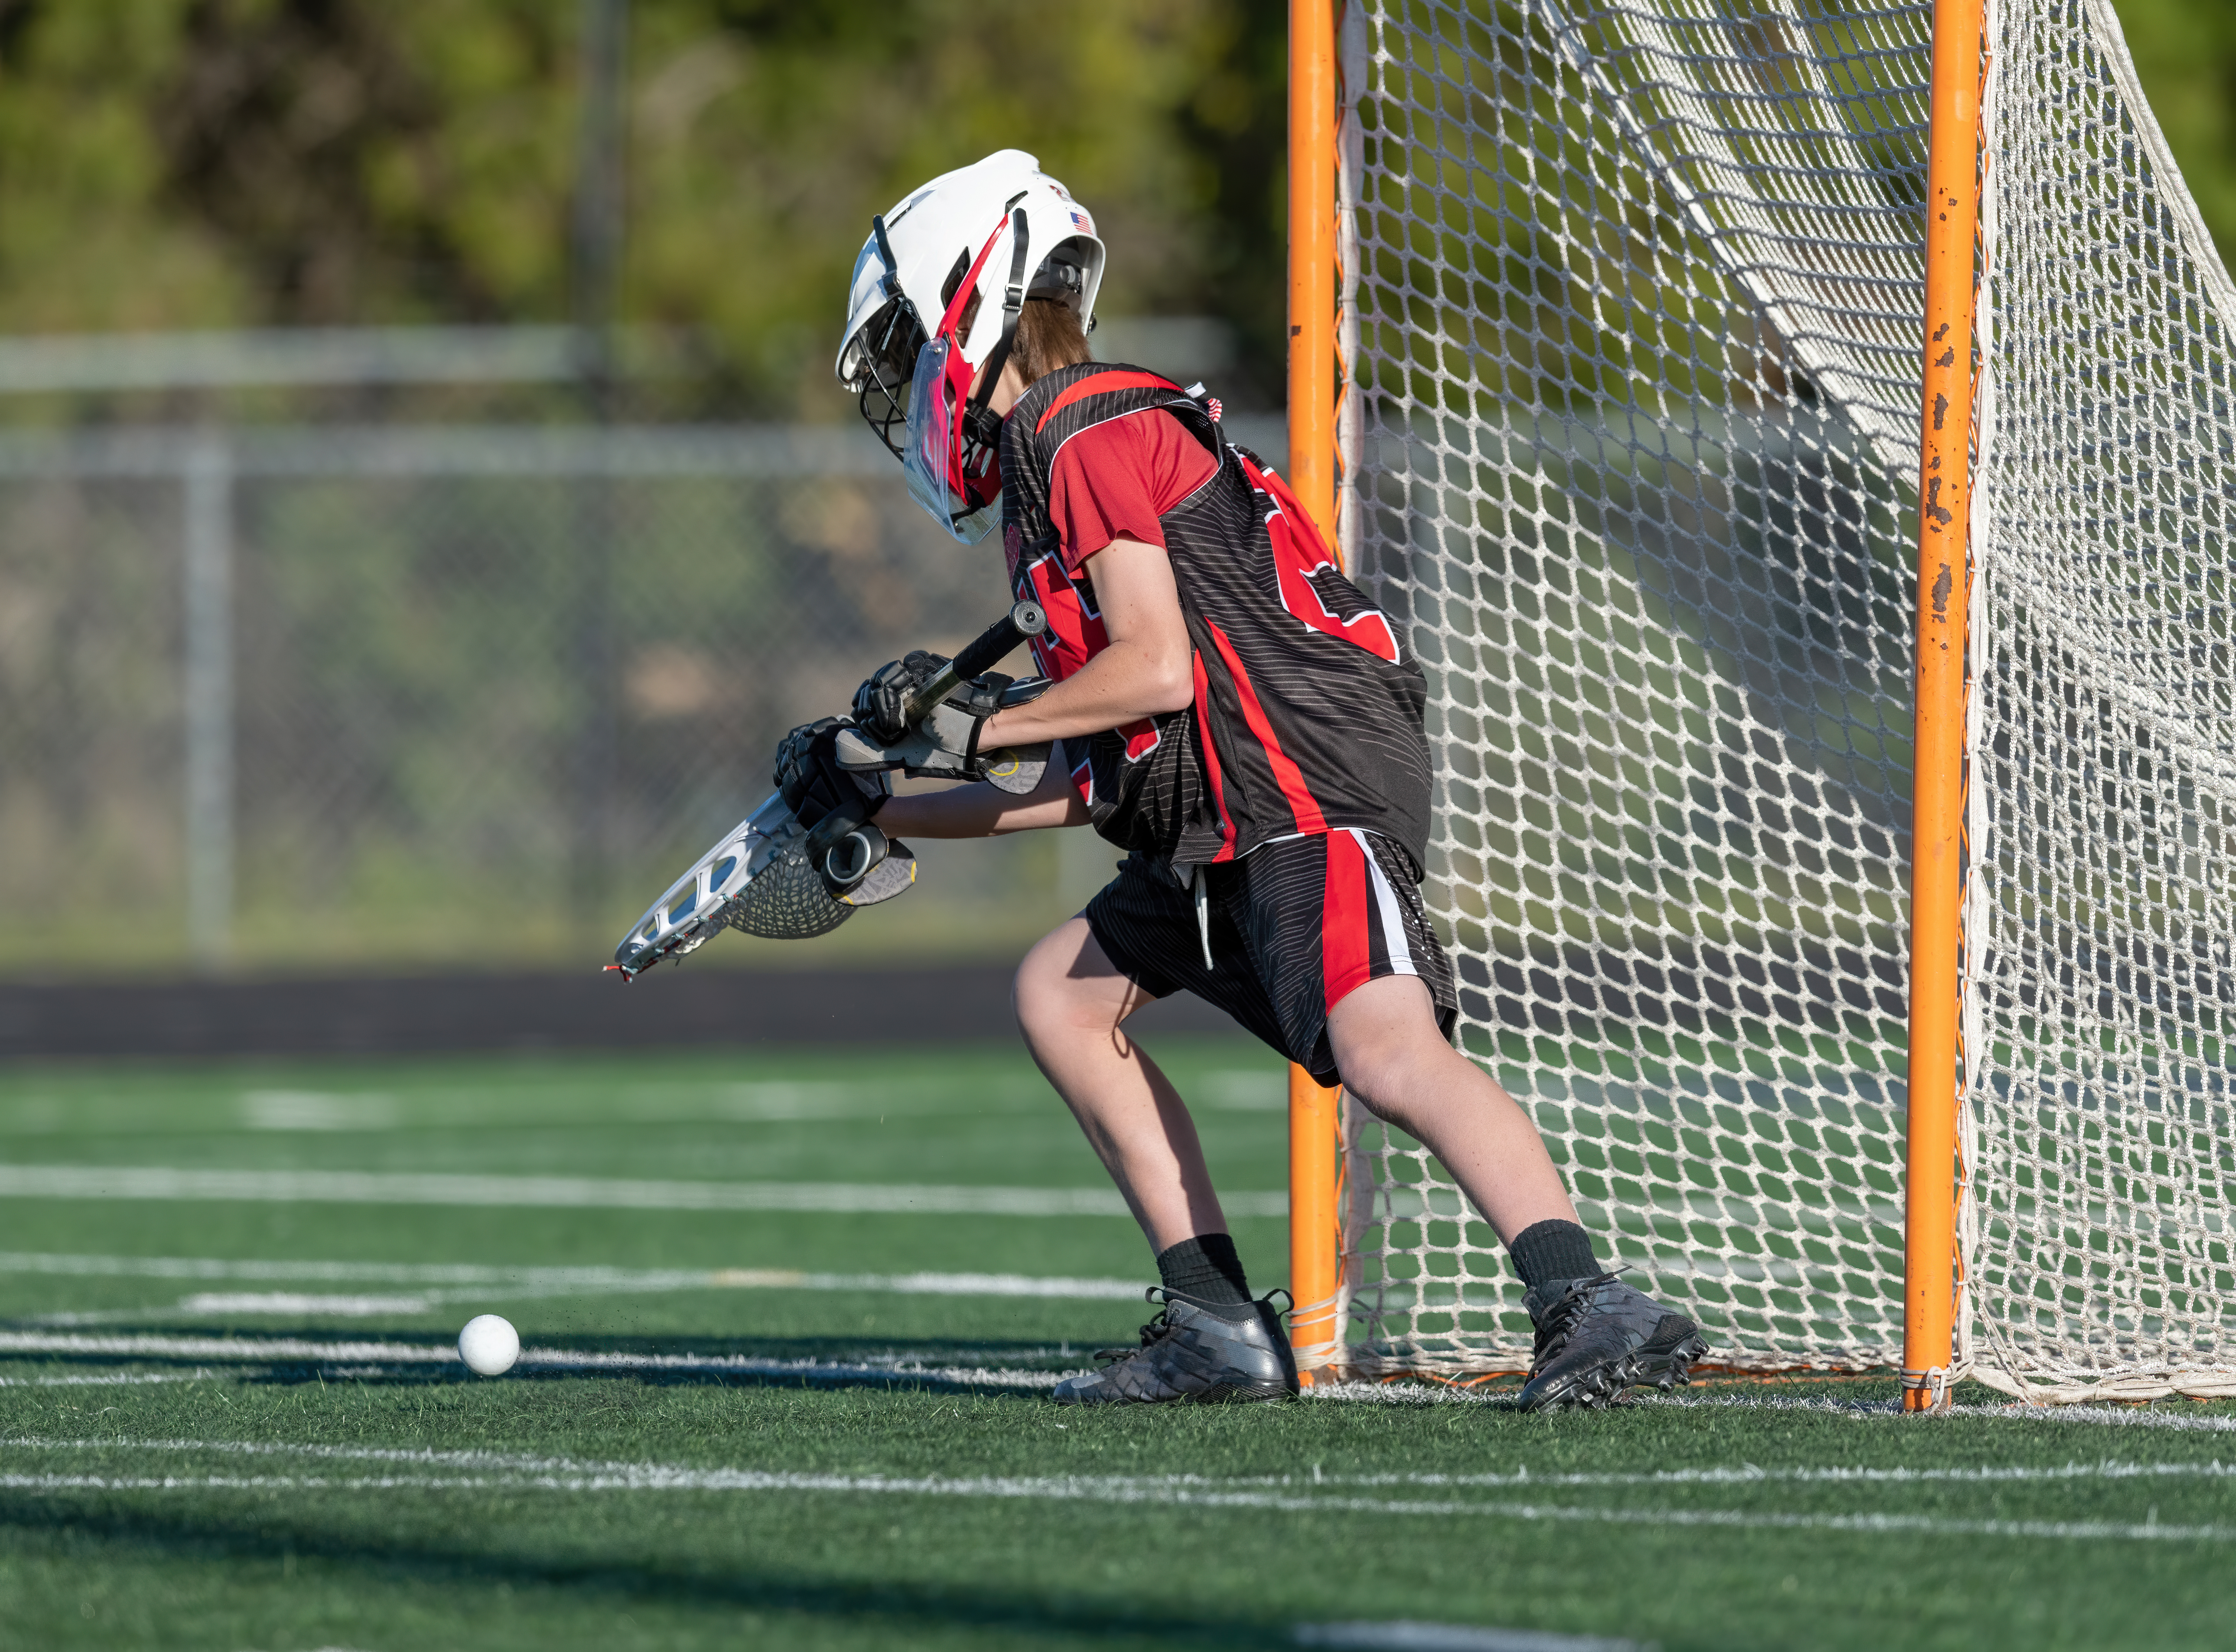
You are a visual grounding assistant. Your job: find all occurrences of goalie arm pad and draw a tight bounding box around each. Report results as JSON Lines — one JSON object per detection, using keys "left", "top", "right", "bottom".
{"left": 833, "top": 673, "right": 1052, "bottom": 795}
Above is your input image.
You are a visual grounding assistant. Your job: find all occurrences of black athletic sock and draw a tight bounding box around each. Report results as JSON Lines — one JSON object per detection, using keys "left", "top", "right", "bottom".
{"left": 1508, "top": 1219, "right": 1601, "bottom": 1291}
{"left": 1157, "top": 1233, "right": 1255, "bottom": 1315}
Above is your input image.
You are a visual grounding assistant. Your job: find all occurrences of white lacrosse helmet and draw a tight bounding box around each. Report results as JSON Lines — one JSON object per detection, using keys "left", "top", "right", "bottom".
{"left": 836, "top": 149, "right": 1106, "bottom": 540}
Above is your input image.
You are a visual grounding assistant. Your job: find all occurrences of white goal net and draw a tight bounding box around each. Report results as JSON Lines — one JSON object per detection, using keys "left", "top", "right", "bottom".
{"left": 1335, "top": 0, "right": 2235, "bottom": 1399}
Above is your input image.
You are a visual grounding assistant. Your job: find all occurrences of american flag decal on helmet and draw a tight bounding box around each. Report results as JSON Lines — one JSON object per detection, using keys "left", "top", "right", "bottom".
{"left": 1070, "top": 209, "right": 1094, "bottom": 234}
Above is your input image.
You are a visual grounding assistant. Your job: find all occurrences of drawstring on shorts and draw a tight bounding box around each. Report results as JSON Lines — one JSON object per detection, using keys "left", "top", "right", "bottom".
{"left": 1192, "top": 863, "right": 1214, "bottom": 971}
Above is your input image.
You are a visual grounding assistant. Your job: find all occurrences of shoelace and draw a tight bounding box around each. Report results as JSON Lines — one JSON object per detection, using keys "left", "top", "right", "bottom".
{"left": 1530, "top": 1269, "right": 1624, "bottom": 1366}
{"left": 1087, "top": 1287, "right": 1291, "bottom": 1366}
{"left": 1093, "top": 1288, "right": 1182, "bottom": 1365}
{"left": 1091, "top": 1309, "right": 1177, "bottom": 1366}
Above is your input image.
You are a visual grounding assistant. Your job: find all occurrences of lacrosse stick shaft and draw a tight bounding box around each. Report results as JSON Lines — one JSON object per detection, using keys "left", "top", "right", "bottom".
{"left": 901, "top": 600, "right": 1047, "bottom": 727}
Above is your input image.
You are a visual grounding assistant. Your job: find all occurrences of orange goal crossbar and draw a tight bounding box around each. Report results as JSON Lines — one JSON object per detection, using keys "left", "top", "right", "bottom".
{"left": 1287, "top": 0, "right": 1345, "bottom": 1386}
{"left": 1903, "top": 0, "right": 1988, "bottom": 1413}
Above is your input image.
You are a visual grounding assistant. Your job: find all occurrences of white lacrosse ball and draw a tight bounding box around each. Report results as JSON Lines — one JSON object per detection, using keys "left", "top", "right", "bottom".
{"left": 457, "top": 1313, "right": 520, "bottom": 1377}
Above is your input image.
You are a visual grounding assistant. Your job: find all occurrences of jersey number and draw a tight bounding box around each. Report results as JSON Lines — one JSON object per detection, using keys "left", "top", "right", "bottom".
{"left": 1240, "top": 455, "right": 1400, "bottom": 663}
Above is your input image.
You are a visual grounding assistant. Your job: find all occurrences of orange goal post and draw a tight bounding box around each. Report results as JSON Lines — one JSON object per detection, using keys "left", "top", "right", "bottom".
{"left": 1286, "top": 0, "right": 2236, "bottom": 1402}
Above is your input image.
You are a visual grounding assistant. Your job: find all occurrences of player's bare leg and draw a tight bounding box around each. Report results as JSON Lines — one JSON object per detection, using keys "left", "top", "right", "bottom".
{"left": 1011, "top": 916, "right": 1223, "bottom": 1250}
{"left": 1327, "top": 973, "right": 1707, "bottom": 1408}
{"left": 1323, "top": 974, "right": 1579, "bottom": 1242}
{"left": 1015, "top": 917, "right": 1297, "bottom": 1405}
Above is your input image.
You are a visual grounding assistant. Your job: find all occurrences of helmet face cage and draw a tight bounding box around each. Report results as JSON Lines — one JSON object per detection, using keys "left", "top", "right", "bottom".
{"left": 845, "top": 211, "right": 932, "bottom": 463}
{"left": 850, "top": 295, "right": 927, "bottom": 463}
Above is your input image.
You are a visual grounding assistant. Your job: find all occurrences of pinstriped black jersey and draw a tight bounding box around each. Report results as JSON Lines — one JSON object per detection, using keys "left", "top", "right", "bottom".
{"left": 998, "top": 361, "right": 1432, "bottom": 873}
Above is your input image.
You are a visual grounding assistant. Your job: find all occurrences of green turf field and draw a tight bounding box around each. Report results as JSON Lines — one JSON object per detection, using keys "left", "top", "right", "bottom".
{"left": 1, "top": 1038, "right": 2232, "bottom": 1651}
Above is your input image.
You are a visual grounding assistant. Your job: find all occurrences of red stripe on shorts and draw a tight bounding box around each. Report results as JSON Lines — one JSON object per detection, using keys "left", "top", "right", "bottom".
{"left": 1322, "top": 829, "right": 1373, "bottom": 1011}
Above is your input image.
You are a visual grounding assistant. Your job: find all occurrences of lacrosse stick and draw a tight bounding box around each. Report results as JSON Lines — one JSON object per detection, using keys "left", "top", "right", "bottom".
{"left": 608, "top": 600, "right": 1048, "bottom": 980}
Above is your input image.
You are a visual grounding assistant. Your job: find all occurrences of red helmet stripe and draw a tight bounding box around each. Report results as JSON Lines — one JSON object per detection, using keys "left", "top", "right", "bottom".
{"left": 936, "top": 215, "right": 1014, "bottom": 340}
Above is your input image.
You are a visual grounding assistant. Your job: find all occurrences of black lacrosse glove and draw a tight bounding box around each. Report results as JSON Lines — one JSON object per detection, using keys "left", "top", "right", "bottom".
{"left": 853, "top": 651, "right": 950, "bottom": 743}
{"left": 774, "top": 717, "right": 887, "bottom": 837}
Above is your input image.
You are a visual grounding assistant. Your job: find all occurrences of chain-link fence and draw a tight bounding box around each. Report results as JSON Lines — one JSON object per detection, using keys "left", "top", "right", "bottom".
{"left": 0, "top": 416, "right": 1278, "bottom": 979}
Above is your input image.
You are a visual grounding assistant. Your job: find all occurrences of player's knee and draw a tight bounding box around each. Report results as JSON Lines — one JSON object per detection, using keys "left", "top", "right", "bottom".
{"left": 1328, "top": 1025, "right": 1440, "bottom": 1129}
{"left": 1326, "top": 976, "right": 1451, "bottom": 1122}
{"left": 1011, "top": 953, "right": 1065, "bottom": 1046}
{"left": 1336, "top": 1058, "right": 1407, "bottom": 1128}
{"left": 1012, "top": 931, "right": 1096, "bottom": 1046}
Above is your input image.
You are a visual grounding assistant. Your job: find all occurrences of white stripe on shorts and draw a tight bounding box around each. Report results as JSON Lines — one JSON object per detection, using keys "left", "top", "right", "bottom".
{"left": 1353, "top": 828, "right": 1418, "bottom": 978}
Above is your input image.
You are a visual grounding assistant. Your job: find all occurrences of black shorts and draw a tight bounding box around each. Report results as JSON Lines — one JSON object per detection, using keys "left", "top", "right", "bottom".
{"left": 1083, "top": 829, "right": 1458, "bottom": 1087}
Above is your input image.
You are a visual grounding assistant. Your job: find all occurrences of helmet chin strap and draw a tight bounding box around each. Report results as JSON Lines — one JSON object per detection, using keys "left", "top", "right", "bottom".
{"left": 962, "top": 197, "right": 1033, "bottom": 451}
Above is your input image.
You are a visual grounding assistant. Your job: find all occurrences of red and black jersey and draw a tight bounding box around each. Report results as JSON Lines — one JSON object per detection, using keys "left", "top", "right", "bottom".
{"left": 999, "top": 361, "right": 1431, "bottom": 872}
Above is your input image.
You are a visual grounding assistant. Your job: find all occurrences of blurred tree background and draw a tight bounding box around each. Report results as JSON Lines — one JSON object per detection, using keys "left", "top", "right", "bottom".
{"left": 2115, "top": 0, "right": 2236, "bottom": 252}
{"left": 0, "top": 0, "right": 2224, "bottom": 418}
{"left": 0, "top": 0, "right": 1289, "bottom": 415}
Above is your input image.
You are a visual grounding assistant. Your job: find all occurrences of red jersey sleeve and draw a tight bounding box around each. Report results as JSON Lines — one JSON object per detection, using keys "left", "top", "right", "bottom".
{"left": 1045, "top": 409, "right": 1218, "bottom": 575}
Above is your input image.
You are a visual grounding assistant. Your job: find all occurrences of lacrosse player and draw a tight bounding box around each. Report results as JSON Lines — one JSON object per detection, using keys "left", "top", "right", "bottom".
{"left": 777, "top": 150, "right": 1706, "bottom": 1409}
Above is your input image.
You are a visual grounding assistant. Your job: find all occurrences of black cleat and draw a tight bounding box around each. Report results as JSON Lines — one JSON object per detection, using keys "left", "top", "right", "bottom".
{"left": 1052, "top": 1288, "right": 1299, "bottom": 1405}
{"left": 1516, "top": 1271, "right": 1708, "bottom": 1412}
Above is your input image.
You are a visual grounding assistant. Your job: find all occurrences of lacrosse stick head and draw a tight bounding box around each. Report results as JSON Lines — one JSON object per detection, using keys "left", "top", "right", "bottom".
{"left": 611, "top": 794, "right": 851, "bottom": 979}
{"left": 611, "top": 794, "right": 920, "bottom": 979}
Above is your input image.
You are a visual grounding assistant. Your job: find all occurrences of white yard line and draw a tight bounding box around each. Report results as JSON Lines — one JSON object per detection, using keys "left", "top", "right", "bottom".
{"left": 0, "top": 1471, "right": 2188, "bottom": 1542}
{"left": 3, "top": 1323, "right": 2233, "bottom": 1427}
{"left": 161, "top": 1294, "right": 433, "bottom": 1319}
{"left": 0, "top": 1252, "right": 674, "bottom": 1285}
{"left": 1953, "top": 1405, "right": 2236, "bottom": 1434}
{"left": 10, "top": 1437, "right": 2235, "bottom": 1494}
{"left": 0, "top": 1330, "right": 1065, "bottom": 1388}
{"left": 1297, "top": 1386, "right": 2236, "bottom": 1430}
{"left": 1643, "top": 1392, "right": 2236, "bottom": 1435}
{"left": 1296, "top": 1461, "right": 2236, "bottom": 1489}
{"left": 0, "top": 1252, "right": 1149, "bottom": 1317}
{"left": 1296, "top": 1623, "right": 1645, "bottom": 1652}
{"left": 0, "top": 1437, "right": 2226, "bottom": 1542}
{"left": 0, "top": 1331, "right": 457, "bottom": 1364}
{"left": 0, "top": 1372, "right": 217, "bottom": 1389}
{"left": 0, "top": 1164, "right": 1287, "bottom": 1219}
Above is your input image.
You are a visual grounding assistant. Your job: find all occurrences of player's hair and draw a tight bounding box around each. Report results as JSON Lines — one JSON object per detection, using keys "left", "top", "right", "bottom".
{"left": 1011, "top": 297, "right": 1093, "bottom": 387}
{"left": 941, "top": 281, "right": 1090, "bottom": 394}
